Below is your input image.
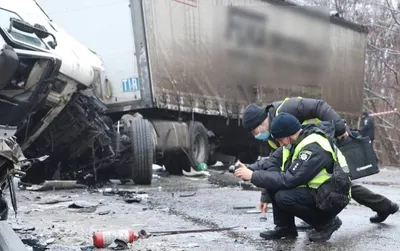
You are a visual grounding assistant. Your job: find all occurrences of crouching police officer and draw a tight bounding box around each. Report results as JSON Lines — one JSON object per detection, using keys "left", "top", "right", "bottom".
{"left": 235, "top": 112, "right": 350, "bottom": 242}
{"left": 242, "top": 97, "right": 398, "bottom": 224}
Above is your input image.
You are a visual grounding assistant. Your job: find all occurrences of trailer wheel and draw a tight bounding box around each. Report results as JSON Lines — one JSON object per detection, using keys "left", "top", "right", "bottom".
{"left": 129, "top": 119, "right": 154, "bottom": 185}
{"left": 188, "top": 121, "right": 210, "bottom": 166}
{"left": 164, "top": 121, "right": 210, "bottom": 174}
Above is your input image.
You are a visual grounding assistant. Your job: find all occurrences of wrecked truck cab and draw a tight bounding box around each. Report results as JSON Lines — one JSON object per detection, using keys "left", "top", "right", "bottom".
{"left": 0, "top": 1, "right": 155, "bottom": 185}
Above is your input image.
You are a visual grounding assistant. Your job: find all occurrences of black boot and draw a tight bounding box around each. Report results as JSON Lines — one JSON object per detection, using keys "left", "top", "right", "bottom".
{"left": 309, "top": 217, "right": 342, "bottom": 242}
{"left": 370, "top": 202, "right": 399, "bottom": 223}
{"left": 260, "top": 226, "right": 298, "bottom": 240}
{"left": 296, "top": 221, "right": 313, "bottom": 230}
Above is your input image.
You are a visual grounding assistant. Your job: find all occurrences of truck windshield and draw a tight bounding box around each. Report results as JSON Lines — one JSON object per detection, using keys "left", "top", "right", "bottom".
{"left": 0, "top": 8, "right": 48, "bottom": 49}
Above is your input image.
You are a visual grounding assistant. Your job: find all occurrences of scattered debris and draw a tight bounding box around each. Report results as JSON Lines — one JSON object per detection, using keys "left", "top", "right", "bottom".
{"left": 159, "top": 207, "right": 170, "bottom": 213}
{"left": 179, "top": 191, "right": 197, "bottom": 198}
{"left": 38, "top": 196, "right": 72, "bottom": 205}
{"left": 246, "top": 210, "right": 261, "bottom": 214}
{"left": 234, "top": 239, "right": 244, "bottom": 244}
{"left": 182, "top": 167, "right": 211, "bottom": 177}
{"left": 233, "top": 206, "right": 256, "bottom": 210}
{"left": 68, "top": 201, "right": 98, "bottom": 209}
{"left": 101, "top": 188, "right": 146, "bottom": 197}
{"left": 170, "top": 243, "right": 200, "bottom": 248}
{"left": 20, "top": 180, "right": 87, "bottom": 191}
{"left": 195, "top": 162, "right": 208, "bottom": 171}
{"left": 108, "top": 239, "right": 129, "bottom": 250}
{"left": 93, "top": 229, "right": 137, "bottom": 248}
{"left": 80, "top": 246, "right": 95, "bottom": 251}
{"left": 21, "top": 238, "right": 48, "bottom": 251}
{"left": 140, "top": 226, "right": 239, "bottom": 237}
{"left": 123, "top": 195, "right": 142, "bottom": 204}
{"left": 12, "top": 225, "right": 35, "bottom": 233}
{"left": 152, "top": 164, "right": 165, "bottom": 172}
{"left": 45, "top": 238, "right": 55, "bottom": 245}
{"left": 68, "top": 201, "right": 98, "bottom": 213}
{"left": 98, "top": 209, "right": 111, "bottom": 215}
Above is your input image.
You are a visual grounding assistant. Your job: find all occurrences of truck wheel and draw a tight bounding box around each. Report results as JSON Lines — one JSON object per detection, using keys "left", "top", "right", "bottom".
{"left": 129, "top": 119, "right": 154, "bottom": 185}
{"left": 188, "top": 121, "right": 210, "bottom": 167}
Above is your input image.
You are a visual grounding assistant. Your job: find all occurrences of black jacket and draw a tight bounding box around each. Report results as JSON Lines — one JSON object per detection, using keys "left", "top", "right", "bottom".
{"left": 250, "top": 124, "right": 336, "bottom": 193}
{"left": 359, "top": 115, "right": 374, "bottom": 140}
{"left": 265, "top": 97, "right": 346, "bottom": 150}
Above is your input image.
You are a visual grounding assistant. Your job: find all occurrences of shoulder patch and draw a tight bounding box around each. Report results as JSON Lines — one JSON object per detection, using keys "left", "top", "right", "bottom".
{"left": 364, "top": 119, "right": 368, "bottom": 125}
{"left": 298, "top": 150, "right": 312, "bottom": 162}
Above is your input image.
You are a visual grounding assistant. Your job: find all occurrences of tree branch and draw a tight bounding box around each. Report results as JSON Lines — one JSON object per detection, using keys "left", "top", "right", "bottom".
{"left": 385, "top": 0, "right": 400, "bottom": 26}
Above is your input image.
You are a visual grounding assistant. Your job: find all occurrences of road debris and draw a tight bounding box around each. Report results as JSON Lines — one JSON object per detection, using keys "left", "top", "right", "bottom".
{"left": 108, "top": 239, "right": 129, "bottom": 250}
{"left": 38, "top": 196, "right": 72, "bottom": 205}
{"left": 98, "top": 209, "right": 111, "bottom": 215}
{"left": 179, "top": 191, "right": 197, "bottom": 198}
{"left": 233, "top": 206, "right": 256, "bottom": 210}
{"left": 45, "top": 238, "right": 55, "bottom": 245}
{"left": 22, "top": 238, "right": 48, "bottom": 250}
{"left": 123, "top": 194, "right": 142, "bottom": 204}
{"left": 246, "top": 210, "right": 261, "bottom": 214}
{"left": 182, "top": 169, "right": 211, "bottom": 177}
{"left": 68, "top": 201, "right": 98, "bottom": 209}
{"left": 101, "top": 188, "right": 146, "bottom": 197}
{"left": 93, "top": 229, "right": 137, "bottom": 248}
{"left": 20, "top": 180, "right": 87, "bottom": 191}
{"left": 68, "top": 201, "right": 98, "bottom": 213}
{"left": 80, "top": 246, "right": 95, "bottom": 251}
{"left": 140, "top": 226, "right": 239, "bottom": 237}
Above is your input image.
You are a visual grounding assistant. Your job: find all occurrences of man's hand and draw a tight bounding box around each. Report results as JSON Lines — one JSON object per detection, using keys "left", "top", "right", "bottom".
{"left": 258, "top": 202, "right": 268, "bottom": 213}
{"left": 234, "top": 163, "right": 253, "bottom": 181}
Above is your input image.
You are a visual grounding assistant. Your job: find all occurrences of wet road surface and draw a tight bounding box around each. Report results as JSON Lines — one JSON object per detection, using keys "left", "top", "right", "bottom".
{"left": 7, "top": 169, "right": 400, "bottom": 251}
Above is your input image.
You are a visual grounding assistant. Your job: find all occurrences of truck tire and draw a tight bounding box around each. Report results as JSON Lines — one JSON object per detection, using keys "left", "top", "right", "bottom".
{"left": 188, "top": 121, "right": 210, "bottom": 166}
{"left": 129, "top": 119, "right": 154, "bottom": 185}
{"left": 164, "top": 121, "right": 210, "bottom": 174}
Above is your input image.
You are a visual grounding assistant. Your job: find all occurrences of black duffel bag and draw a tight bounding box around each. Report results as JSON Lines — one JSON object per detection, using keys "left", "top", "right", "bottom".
{"left": 336, "top": 134, "right": 379, "bottom": 180}
{"left": 314, "top": 141, "right": 351, "bottom": 215}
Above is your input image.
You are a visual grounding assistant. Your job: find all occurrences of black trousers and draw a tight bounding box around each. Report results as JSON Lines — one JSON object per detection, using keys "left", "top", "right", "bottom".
{"left": 351, "top": 184, "right": 391, "bottom": 213}
{"left": 268, "top": 188, "right": 335, "bottom": 229}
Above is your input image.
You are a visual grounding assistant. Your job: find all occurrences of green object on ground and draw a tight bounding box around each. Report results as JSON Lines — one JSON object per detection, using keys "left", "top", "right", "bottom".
{"left": 196, "top": 162, "right": 208, "bottom": 171}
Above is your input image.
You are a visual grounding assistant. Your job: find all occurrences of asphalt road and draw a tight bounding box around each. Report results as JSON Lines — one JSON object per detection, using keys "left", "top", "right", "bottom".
{"left": 7, "top": 169, "right": 400, "bottom": 251}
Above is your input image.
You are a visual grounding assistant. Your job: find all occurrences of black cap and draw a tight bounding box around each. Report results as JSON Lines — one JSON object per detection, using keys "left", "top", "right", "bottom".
{"left": 242, "top": 104, "right": 268, "bottom": 132}
{"left": 270, "top": 112, "right": 301, "bottom": 139}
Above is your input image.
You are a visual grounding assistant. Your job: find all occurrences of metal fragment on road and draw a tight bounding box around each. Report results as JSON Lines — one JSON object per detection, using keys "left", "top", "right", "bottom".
{"left": 233, "top": 206, "right": 256, "bottom": 210}
{"left": 98, "top": 210, "right": 111, "bottom": 215}
{"left": 142, "top": 226, "right": 239, "bottom": 237}
{"left": 245, "top": 210, "right": 261, "bottom": 214}
{"left": 179, "top": 191, "right": 196, "bottom": 197}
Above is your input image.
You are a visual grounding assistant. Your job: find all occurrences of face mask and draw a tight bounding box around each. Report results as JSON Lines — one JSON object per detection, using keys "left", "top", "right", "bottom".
{"left": 255, "top": 131, "right": 270, "bottom": 141}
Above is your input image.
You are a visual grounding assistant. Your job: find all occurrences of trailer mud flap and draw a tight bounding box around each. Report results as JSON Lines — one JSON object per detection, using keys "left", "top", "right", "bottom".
{"left": 337, "top": 136, "right": 379, "bottom": 180}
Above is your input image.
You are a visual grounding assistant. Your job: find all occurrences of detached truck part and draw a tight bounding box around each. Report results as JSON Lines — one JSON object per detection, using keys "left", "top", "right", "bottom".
{"left": 5, "top": 0, "right": 367, "bottom": 185}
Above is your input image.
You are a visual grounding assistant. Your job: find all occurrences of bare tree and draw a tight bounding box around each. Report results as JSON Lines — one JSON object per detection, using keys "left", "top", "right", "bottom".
{"left": 293, "top": 0, "right": 400, "bottom": 165}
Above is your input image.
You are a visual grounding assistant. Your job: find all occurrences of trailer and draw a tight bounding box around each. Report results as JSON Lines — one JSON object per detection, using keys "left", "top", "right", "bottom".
{"left": 1, "top": 0, "right": 368, "bottom": 185}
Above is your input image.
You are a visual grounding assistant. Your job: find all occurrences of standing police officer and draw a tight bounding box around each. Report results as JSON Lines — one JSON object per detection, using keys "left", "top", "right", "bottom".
{"left": 241, "top": 97, "right": 398, "bottom": 224}
{"left": 235, "top": 112, "right": 348, "bottom": 242}
{"left": 359, "top": 111, "right": 375, "bottom": 144}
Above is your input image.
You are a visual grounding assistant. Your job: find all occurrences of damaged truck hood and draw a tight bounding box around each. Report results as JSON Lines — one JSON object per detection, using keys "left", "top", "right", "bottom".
{"left": 0, "top": 0, "right": 105, "bottom": 87}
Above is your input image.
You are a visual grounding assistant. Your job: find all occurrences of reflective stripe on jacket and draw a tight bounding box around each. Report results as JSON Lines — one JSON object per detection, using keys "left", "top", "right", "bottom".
{"left": 281, "top": 133, "right": 349, "bottom": 190}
